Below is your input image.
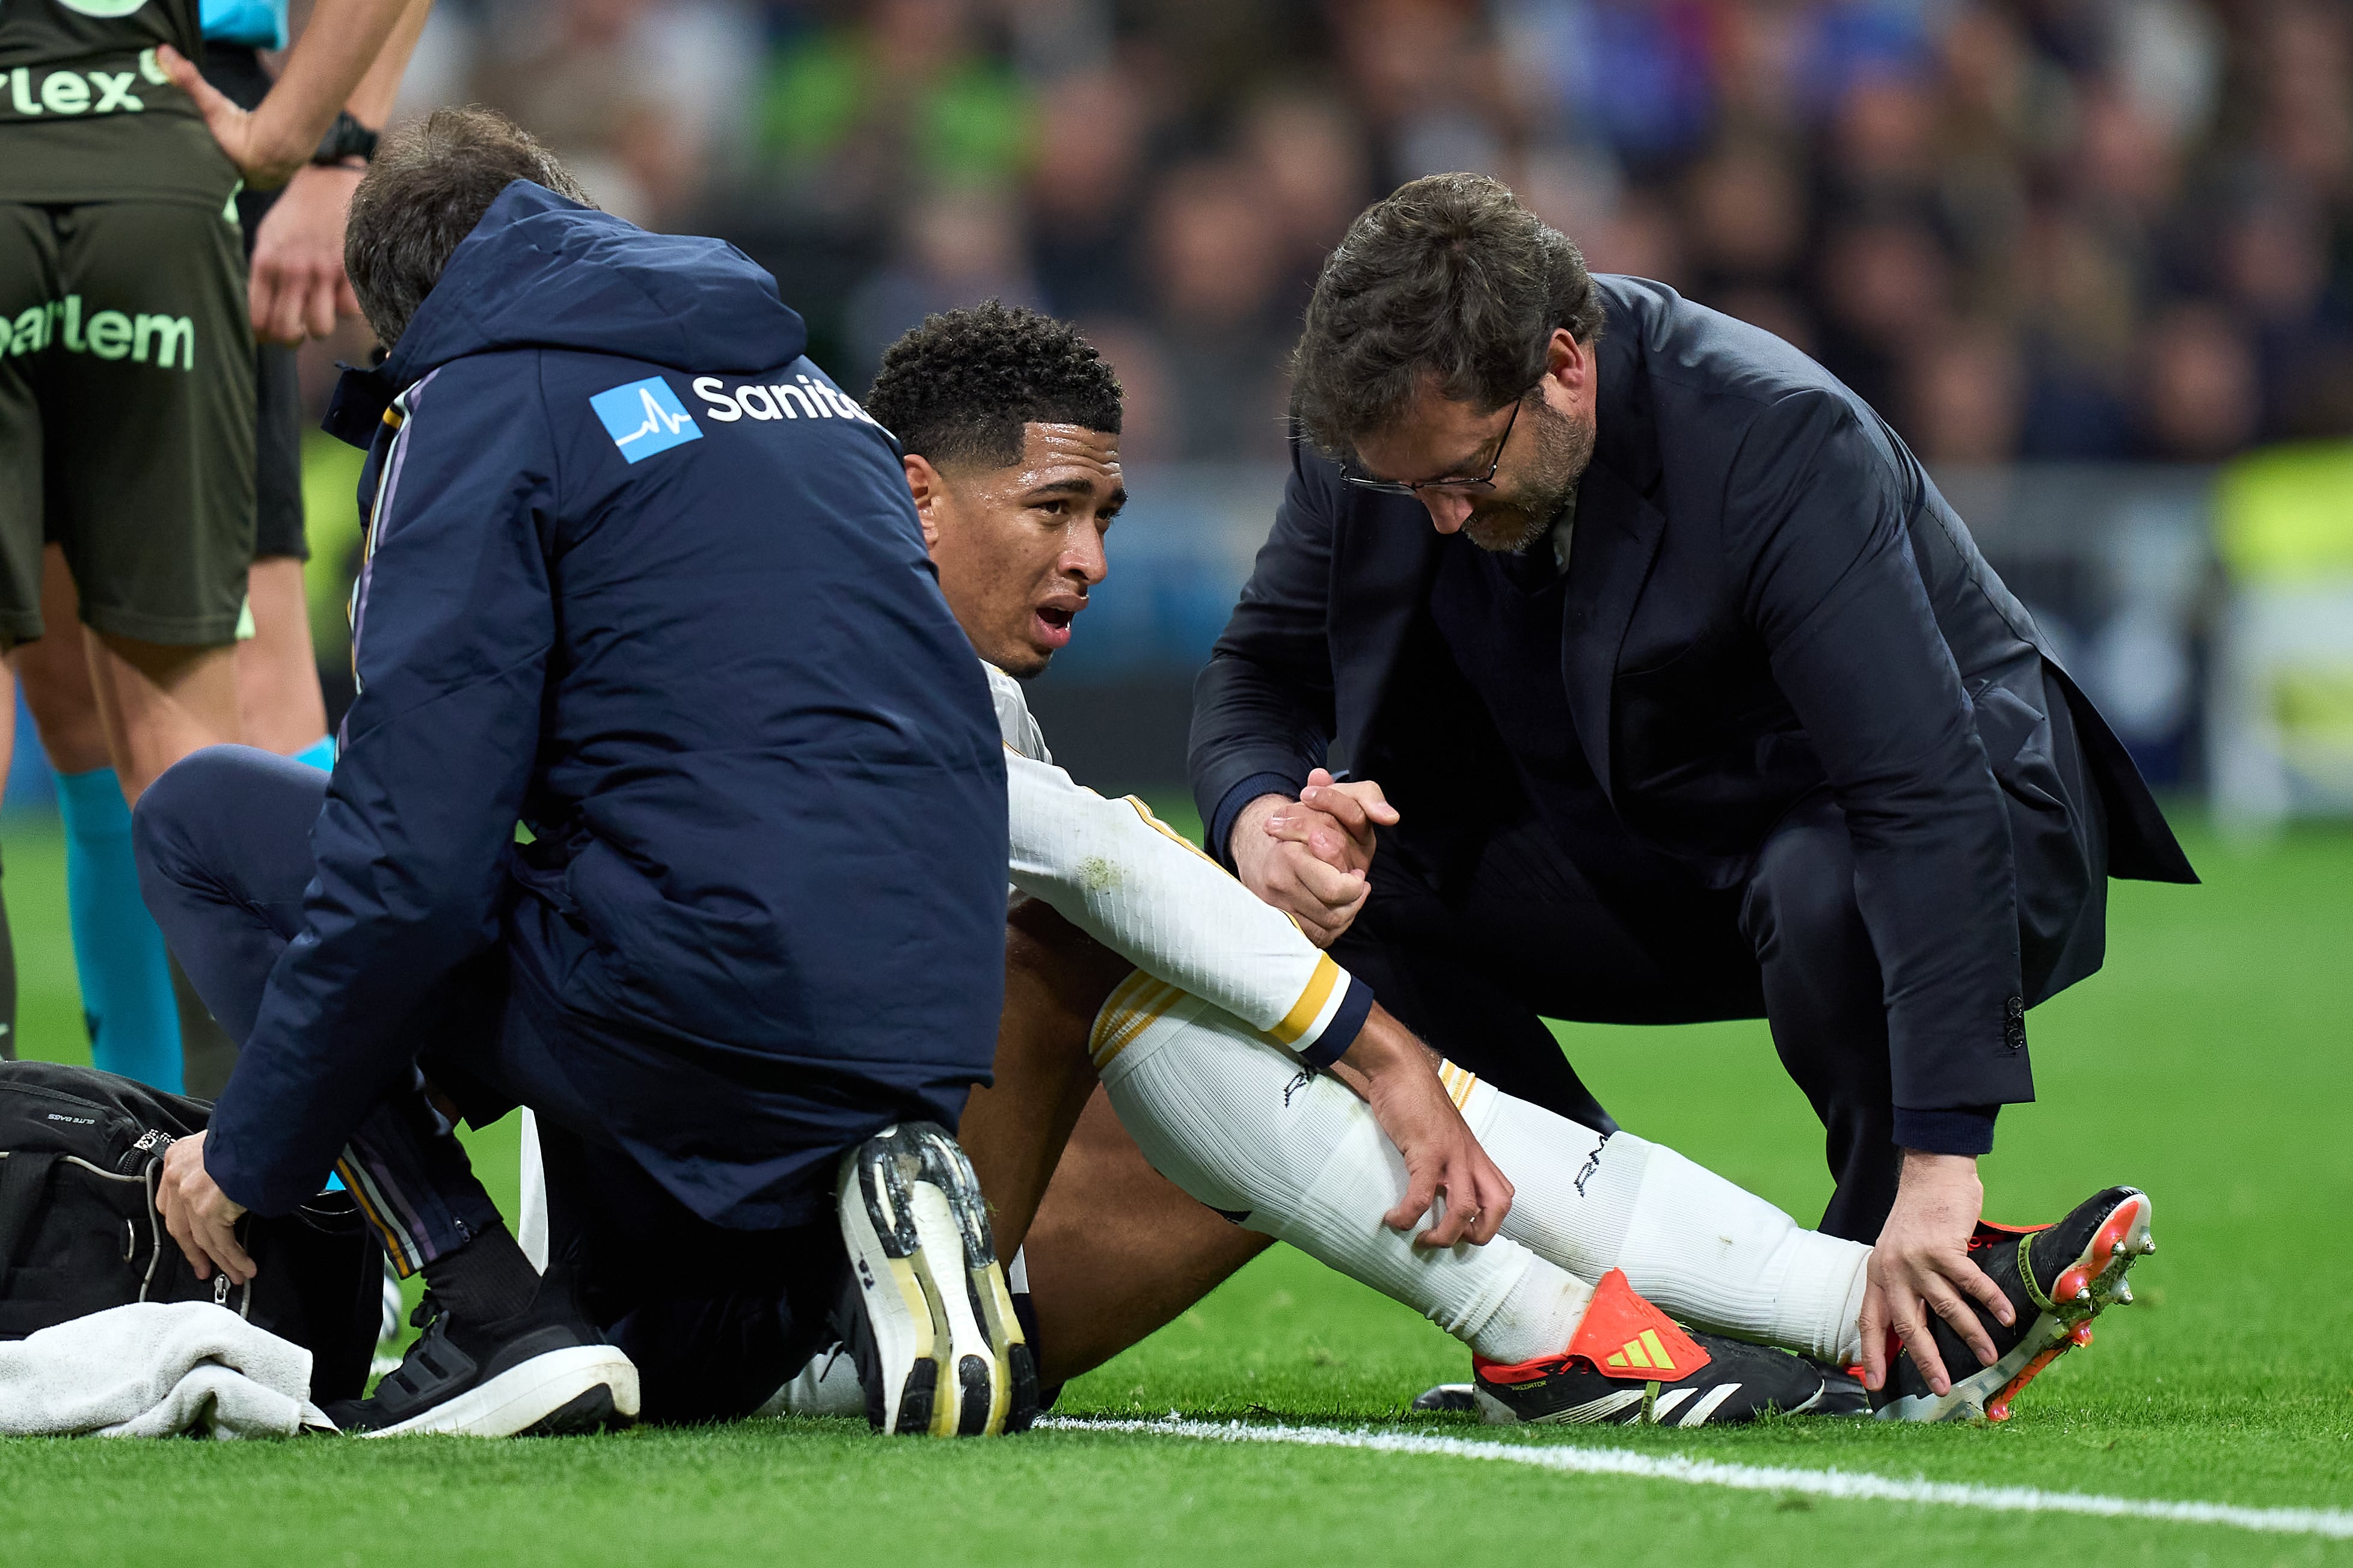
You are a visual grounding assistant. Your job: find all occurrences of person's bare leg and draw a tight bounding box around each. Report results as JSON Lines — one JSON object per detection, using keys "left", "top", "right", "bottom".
{"left": 958, "top": 896, "right": 1132, "bottom": 1261}
{"left": 10, "top": 547, "right": 112, "bottom": 776}
{"left": 1022, "top": 1086, "right": 1271, "bottom": 1387}
{"left": 84, "top": 629, "right": 238, "bottom": 803}
{"left": 14, "top": 550, "right": 233, "bottom": 1088}
{"left": 235, "top": 556, "right": 329, "bottom": 755}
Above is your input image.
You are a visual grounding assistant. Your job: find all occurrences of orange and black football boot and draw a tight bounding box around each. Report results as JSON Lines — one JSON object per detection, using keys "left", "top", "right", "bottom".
{"left": 1872, "top": 1185, "right": 2154, "bottom": 1423}
{"left": 1471, "top": 1269, "right": 1836, "bottom": 1427}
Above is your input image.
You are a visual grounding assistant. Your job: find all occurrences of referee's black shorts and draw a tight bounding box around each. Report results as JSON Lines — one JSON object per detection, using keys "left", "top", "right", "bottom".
{"left": 207, "top": 41, "right": 308, "bottom": 566}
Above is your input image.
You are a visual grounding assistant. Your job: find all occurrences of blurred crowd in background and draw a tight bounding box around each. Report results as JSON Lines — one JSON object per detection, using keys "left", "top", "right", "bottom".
{"left": 340, "top": 0, "right": 2353, "bottom": 468}
{"left": 151, "top": 0, "right": 2330, "bottom": 816}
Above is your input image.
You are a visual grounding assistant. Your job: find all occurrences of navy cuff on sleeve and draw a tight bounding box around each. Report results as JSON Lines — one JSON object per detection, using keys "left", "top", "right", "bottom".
{"left": 202, "top": 1113, "right": 301, "bottom": 1219}
{"left": 1209, "top": 771, "right": 1308, "bottom": 871}
{"left": 1295, "top": 973, "right": 1376, "bottom": 1072}
{"left": 1892, "top": 1104, "right": 1999, "bottom": 1157}
{"left": 202, "top": 1132, "right": 260, "bottom": 1217}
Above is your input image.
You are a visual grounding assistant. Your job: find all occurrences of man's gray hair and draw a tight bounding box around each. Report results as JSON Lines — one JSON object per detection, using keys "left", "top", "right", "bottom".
{"left": 344, "top": 106, "right": 595, "bottom": 350}
{"left": 1290, "top": 173, "right": 1604, "bottom": 459}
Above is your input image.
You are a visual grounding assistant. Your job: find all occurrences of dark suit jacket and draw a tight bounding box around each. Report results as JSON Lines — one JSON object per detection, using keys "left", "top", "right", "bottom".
{"left": 1191, "top": 277, "right": 2194, "bottom": 1118}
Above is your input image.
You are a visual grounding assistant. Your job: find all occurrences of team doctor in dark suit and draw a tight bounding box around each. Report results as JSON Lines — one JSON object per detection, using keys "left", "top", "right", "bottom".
{"left": 1189, "top": 173, "right": 2194, "bottom": 1398}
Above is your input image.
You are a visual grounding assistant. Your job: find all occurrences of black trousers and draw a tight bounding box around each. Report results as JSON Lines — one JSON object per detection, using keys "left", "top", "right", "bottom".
{"left": 135, "top": 746, "right": 843, "bottom": 1423}
{"left": 1334, "top": 791, "right": 2025, "bottom": 1244}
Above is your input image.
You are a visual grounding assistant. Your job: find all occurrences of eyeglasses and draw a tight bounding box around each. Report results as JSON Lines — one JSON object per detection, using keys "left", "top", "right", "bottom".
{"left": 1343, "top": 396, "right": 1523, "bottom": 497}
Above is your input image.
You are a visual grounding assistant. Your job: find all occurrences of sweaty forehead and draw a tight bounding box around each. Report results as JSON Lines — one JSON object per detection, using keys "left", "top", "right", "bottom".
{"left": 1016, "top": 422, "right": 1121, "bottom": 482}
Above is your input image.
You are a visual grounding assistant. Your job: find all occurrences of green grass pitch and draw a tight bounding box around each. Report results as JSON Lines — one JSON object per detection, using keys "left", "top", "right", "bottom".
{"left": 2, "top": 808, "right": 2349, "bottom": 1565}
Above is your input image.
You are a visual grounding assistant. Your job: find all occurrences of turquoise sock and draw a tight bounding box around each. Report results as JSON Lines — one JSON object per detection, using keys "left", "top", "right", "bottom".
{"left": 55, "top": 768, "right": 183, "bottom": 1092}
{"left": 292, "top": 734, "right": 336, "bottom": 772}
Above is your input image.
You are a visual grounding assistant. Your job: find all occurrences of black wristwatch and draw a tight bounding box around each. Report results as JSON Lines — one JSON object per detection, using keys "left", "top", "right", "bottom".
{"left": 311, "top": 111, "right": 379, "bottom": 167}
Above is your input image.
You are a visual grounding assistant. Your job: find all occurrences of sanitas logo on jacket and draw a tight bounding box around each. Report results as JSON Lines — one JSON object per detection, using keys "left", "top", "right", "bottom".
{"left": 589, "top": 376, "right": 701, "bottom": 463}
{"left": 691, "top": 375, "right": 883, "bottom": 428}
{"left": 589, "top": 373, "right": 884, "bottom": 464}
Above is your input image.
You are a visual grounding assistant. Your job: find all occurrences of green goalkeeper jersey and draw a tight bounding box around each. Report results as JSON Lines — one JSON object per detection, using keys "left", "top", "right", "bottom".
{"left": 0, "top": 0, "right": 238, "bottom": 207}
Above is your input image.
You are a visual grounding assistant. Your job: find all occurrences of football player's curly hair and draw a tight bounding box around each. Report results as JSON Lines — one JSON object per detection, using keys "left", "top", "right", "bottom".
{"left": 865, "top": 301, "right": 1122, "bottom": 470}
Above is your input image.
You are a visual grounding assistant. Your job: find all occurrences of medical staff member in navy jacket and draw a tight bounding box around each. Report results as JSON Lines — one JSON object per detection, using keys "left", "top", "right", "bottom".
{"left": 132, "top": 109, "right": 1011, "bottom": 1432}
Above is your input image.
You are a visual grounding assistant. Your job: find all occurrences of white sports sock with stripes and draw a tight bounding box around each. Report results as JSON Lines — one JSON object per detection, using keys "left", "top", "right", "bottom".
{"left": 1459, "top": 1078, "right": 1870, "bottom": 1365}
{"left": 1095, "top": 990, "right": 1590, "bottom": 1364}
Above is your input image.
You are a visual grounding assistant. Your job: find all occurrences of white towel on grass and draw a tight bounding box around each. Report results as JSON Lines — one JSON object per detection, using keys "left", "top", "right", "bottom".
{"left": 0, "top": 1302, "right": 329, "bottom": 1439}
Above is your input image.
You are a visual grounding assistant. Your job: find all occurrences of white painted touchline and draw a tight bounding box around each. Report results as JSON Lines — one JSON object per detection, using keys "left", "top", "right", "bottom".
{"left": 1035, "top": 1416, "right": 2353, "bottom": 1540}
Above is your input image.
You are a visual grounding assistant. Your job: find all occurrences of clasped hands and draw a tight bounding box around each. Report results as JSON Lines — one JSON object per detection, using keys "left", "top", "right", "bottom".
{"left": 1229, "top": 768, "right": 1397, "bottom": 948}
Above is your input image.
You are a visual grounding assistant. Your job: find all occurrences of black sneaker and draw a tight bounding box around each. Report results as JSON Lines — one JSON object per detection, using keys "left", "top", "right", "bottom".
{"left": 1871, "top": 1185, "right": 2153, "bottom": 1423}
{"left": 1471, "top": 1269, "right": 1833, "bottom": 1427}
{"left": 325, "top": 1276, "right": 639, "bottom": 1438}
{"left": 1411, "top": 1383, "right": 1478, "bottom": 1413}
{"left": 835, "top": 1121, "right": 1037, "bottom": 1437}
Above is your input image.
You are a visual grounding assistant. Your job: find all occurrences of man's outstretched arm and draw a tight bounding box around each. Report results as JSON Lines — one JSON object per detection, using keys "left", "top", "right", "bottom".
{"left": 1008, "top": 749, "right": 1370, "bottom": 1065}
{"left": 197, "top": 360, "right": 557, "bottom": 1219}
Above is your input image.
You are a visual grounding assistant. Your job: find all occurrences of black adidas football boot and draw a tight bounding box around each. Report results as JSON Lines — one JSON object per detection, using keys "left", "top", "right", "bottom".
{"left": 1871, "top": 1185, "right": 2153, "bottom": 1423}
{"left": 1471, "top": 1269, "right": 1834, "bottom": 1427}
{"left": 835, "top": 1121, "right": 1037, "bottom": 1437}
{"left": 325, "top": 1274, "right": 639, "bottom": 1438}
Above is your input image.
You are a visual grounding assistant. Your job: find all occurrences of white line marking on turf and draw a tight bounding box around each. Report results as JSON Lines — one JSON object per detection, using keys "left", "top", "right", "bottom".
{"left": 1037, "top": 1416, "right": 2353, "bottom": 1540}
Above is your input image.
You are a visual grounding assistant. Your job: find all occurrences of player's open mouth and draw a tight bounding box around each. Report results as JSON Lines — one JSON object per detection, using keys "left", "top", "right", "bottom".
{"left": 1034, "top": 604, "right": 1077, "bottom": 649}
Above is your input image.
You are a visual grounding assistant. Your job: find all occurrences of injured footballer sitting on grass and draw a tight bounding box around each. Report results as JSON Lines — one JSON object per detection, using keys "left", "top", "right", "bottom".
{"left": 731, "top": 301, "right": 2158, "bottom": 1430}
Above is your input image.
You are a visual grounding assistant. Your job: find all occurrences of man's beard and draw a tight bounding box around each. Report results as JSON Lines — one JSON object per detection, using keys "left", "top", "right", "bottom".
{"left": 1462, "top": 400, "right": 1595, "bottom": 554}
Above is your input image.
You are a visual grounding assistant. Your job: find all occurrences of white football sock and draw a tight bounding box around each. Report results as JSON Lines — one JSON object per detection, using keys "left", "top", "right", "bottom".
{"left": 1460, "top": 1076, "right": 1869, "bottom": 1364}
{"left": 1096, "top": 990, "right": 1590, "bottom": 1364}
{"left": 517, "top": 1108, "right": 548, "bottom": 1275}
{"left": 1475, "top": 1251, "right": 1596, "bottom": 1366}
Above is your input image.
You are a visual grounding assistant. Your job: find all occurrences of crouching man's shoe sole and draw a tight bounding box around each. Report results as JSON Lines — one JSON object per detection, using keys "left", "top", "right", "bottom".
{"left": 838, "top": 1122, "right": 1037, "bottom": 1437}
{"left": 1873, "top": 1186, "right": 2154, "bottom": 1424}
